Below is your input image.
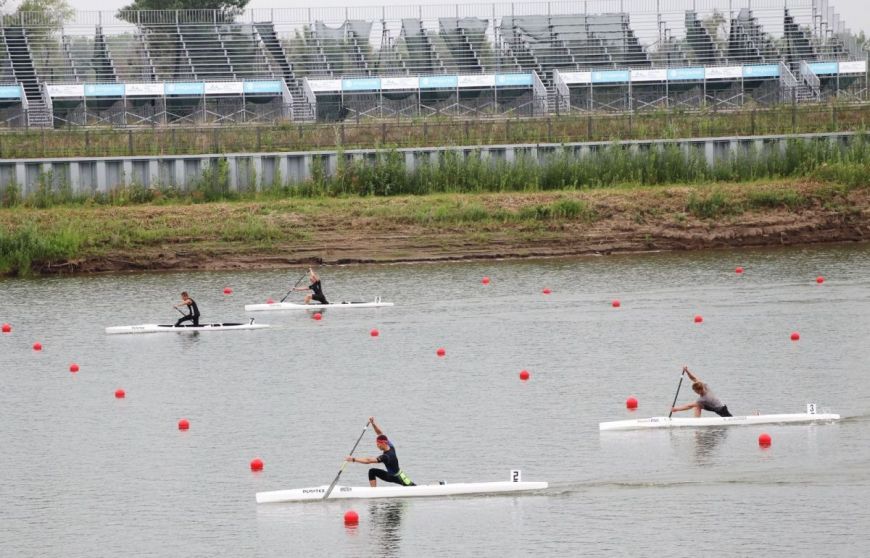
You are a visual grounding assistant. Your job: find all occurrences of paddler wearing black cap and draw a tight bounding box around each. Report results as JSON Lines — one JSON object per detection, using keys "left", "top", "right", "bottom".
{"left": 345, "top": 417, "right": 416, "bottom": 487}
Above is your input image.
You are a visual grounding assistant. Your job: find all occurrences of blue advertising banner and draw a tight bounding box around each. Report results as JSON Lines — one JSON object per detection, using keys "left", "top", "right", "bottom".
{"left": 342, "top": 78, "right": 382, "bottom": 92}
{"left": 84, "top": 83, "right": 125, "bottom": 97}
{"left": 667, "top": 67, "right": 705, "bottom": 81}
{"left": 243, "top": 80, "right": 283, "bottom": 94}
{"left": 807, "top": 62, "right": 839, "bottom": 75}
{"left": 591, "top": 70, "right": 630, "bottom": 84}
{"left": 419, "top": 75, "right": 459, "bottom": 89}
{"left": 165, "top": 82, "right": 205, "bottom": 95}
{"left": 495, "top": 73, "right": 533, "bottom": 87}
{"left": 742, "top": 65, "right": 779, "bottom": 78}
{"left": 0, "top": 86, "right": 22, "bottom": 99}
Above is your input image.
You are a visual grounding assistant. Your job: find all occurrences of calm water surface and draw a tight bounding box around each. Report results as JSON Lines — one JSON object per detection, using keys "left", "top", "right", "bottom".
{"left": 2, "top": 245, "right": 869, "bottom": 557}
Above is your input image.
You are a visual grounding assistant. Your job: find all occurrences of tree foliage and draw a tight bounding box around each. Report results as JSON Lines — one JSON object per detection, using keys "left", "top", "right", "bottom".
{"left": 118, "top": 0, "right": 250, "bottom": 21}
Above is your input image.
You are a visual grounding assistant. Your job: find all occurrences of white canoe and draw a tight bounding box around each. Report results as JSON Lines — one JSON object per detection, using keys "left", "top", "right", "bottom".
{"left": 245, "top": 300, "right": 394, "bottom": 312}
{"left": 106, "top": 322, "right": 270, "bottom": 334}
{"left": 256, "top": 481, "right": 548, "bottom": 503}
{"left": 599, "top": 412, "right": 840, "bottom": 431}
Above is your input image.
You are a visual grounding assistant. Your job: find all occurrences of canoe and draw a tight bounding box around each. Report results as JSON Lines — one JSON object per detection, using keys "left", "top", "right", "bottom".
{"left": 105, "top": 322, "right": 270, "bottom": 334}
{"left": 599, "top": 412, "right": 840, "bottom": 431}
{"left": 256, "top": 481, "right": 548, "bottom": 503}
{"left": 245, "top": 300, "right": 394, "bottom": 312}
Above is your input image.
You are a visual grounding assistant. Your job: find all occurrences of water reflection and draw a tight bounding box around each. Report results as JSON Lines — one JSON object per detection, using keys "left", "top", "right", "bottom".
{"left": 692, "top": 428, "right": 728, "bottom": 466}
{"left": 368, "top": 500, "right": 405, "bottom": 557}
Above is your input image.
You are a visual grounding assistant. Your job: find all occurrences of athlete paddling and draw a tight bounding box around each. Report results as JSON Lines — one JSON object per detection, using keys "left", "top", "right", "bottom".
{"left": 173, "top": 291, "right": 200, "bottom": 327}
{"left": 292, "top": 267, "right": 329, "bottom": 305}
{"left": 671, "top": 366, "right": 732, "bottom": 417}
{"left": 346, "top": 417, "right": 415, "bottom": 487}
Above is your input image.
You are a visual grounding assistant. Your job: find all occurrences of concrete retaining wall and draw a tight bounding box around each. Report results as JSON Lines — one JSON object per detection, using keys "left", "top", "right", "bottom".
{"left": 0, "top": 132, "right": 858, "bottom": 195}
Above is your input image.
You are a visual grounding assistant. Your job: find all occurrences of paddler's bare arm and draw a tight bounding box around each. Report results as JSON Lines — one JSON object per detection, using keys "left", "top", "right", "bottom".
{"left": 683, "top": 366, "right": 699, "bottom": 383}
{"left": 369, "top": 417, "right": 384, "bottom": 437}
{"left": 346, "top": 456, "right": 378, "bottom": 464}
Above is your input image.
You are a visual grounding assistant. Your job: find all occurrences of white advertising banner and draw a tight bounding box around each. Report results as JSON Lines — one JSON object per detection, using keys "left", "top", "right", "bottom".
{"left": 47, "top": 84, "right": 85, "bottom": 98}
{"left": 380, "top": 77, "right": 419, "bottom": 90}
{"left": 557, "top": 71, "right": 592, "bottom": 85}
{"left": 630, "top": 69, "right": 667, "bottom": 82}
{"left": 204, "top": 82, "right": 244, "bottom": 95}
{"left": 457, "top": 74, "right": 496, "bottom": 88}
{"left": 839, "top": 60, "right": 867, "bottom": 74}
{"left": 306, "top": 79, "right": 343, "bottom": 93}
{"left": 705, "top": 66, "right": 743, "bottom": 80}
{"left": 125, "top": 83, "right": 165, "bottom": 96}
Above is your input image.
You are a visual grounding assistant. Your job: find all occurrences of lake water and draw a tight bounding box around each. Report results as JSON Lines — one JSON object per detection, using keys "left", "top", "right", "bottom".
{"left": 2, "top": 245, "right": 869, "bottom": 557}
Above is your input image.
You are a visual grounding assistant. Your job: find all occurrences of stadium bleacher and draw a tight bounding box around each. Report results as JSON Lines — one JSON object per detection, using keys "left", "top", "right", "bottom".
{"left": 0, "top": 0, "right": 865, "bottom": 127}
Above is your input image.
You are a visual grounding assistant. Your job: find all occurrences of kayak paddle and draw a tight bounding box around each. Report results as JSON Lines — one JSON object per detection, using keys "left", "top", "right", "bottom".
{"left": 668, "top": 369, "right": 686, "bottom": 418}
{"left": 323, "top": 420, "right": 371, "bottom": 500}
{"left": 280, "top": 272, "right": 308, "bottom": 302}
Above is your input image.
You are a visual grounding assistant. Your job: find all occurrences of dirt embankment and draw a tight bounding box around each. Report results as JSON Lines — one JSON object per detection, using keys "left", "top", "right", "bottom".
{"left": 15, "top": 181, "right": 870, "bottom": 275}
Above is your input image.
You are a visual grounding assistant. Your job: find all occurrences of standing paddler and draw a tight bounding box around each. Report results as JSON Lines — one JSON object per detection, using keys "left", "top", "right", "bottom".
{"left": 173, "top": 291, "right": 200, "bottom": 327}
{"left": 292, "top": 267, "right": 329, "bottom": 305}
{"left": 345, "top": 417, "right": 416, "bottom": 487}
{"left": 671, "top": 366, "right": 733, "bottom": 417}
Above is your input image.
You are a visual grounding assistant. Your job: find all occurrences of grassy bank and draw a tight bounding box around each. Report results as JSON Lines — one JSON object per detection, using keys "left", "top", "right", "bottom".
{"left": 1, "top": 177, "right": 868, "bottom": 277}
{"left": 1, "top": 103, "right": 869, "bottom": 159}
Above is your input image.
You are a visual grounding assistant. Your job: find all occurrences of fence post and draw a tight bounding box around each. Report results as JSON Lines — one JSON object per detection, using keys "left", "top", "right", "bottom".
{"left": 340, "top": 123, "right": 346, "bottom": 145}
{"left": 85, "top": 130, "right": 90, "bottom": 154}
{"left": 831, "top": 105, "right": 837, "bottom": 131}
{"left": 41, "top": 128, "right": 46, "bottom": 157}
{"left": 423, "top": 121, "right": 428, "bottom": 142}
{"left": 750, "top": 109, "right": 756, "bottom": 136}
{"left": 791, "top": 94, "right": 797, "bottom": 132}
{"left": 547, "top": 117, "right": 552, "bottom": 142}
{"left": 213, "top": 127, "right": 219, "bottom": 152}
{"left": 587, "top": 114, "right": 592, "bottom": 139}
{"left": 464, "top": 120, "right": 470, "bottom": 142}
{"left": 381, "top": 123, "right": 386, "bottom": 144}
{"left": 257, "top": 127, "right": 262, "bottom": 151}
{"left": 128, "top": 130, "right": 133, "bottom": 155}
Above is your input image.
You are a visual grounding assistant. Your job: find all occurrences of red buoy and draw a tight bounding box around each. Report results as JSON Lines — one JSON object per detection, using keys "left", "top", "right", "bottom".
{"left": 436, "top": 347, "right": 446, "bottom": 357}
{"left": 735, "top": 266, "right": 744, "bottom": 274}
{"left": 519, "top": 370, "right": 530, "bottom": 381}
{"left": 542, "top": 288, "right": 552, "bottom": 295}
{"left": 370, "top": 329, "right": 380, "bottom": 337}
{"left": 758, "top": 433, "right": 772, "bottom": 447}
{"left": 223, "top": 287, "right": 233, "bottom": 295}
{"left": 694, "top": 315, "right": 703, "bottom": 323}
{"left": 790, "top": 332, "right": 800, "bottom": 341}
{"left": 344, "top": 510, "right": 359, "bottom": 525}
{"left": 816, "top": 276, "right": 825, "bottom": 284}
{"left": 612, "top": 300, "right": 621, "bottom": 308}
{"left": 32, "top": 342, "right": 42, "bottom": 351}
{"left": 178, "top": 418, "right": 190, "bottom": 431}
{"left": 626, "top": 396, "right": 638, "bottom": 409}
{"left": 313, "top": 312, "right": 322, "bottom": 321}
{"left": 1, "top": 323, "right": 11, "bottom": 333}
{"left": 481, "top": 277, "right": 490, "bottom": 285}
{"left": 114, "top": 389, "right": 125, "bottom": 399}
{"left": 69, "top": 363, "right": 79, "bottom": 373}
{"left": 266, "top": 298, "right": 275, "bottom": 304}
{"left": 250, "top": 458, "right": 264, "bottom": 472}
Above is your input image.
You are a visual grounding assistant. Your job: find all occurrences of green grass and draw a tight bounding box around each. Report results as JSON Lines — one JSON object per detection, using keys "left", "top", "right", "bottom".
{"left": 0, "top": 223, "right": 82, "bottom": 276}
{"left": 2, "top": 103, "right": 869, "bottom": 158}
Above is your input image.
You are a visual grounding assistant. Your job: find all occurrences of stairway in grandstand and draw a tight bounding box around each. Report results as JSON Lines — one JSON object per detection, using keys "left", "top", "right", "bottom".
{"left": 1, "top": 26, "right": 52, "bottom": 127}
{"left": 254, "top": 22, "right": 313, "bottom": 121}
